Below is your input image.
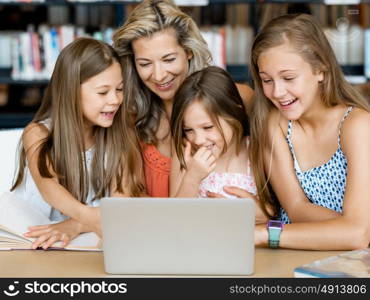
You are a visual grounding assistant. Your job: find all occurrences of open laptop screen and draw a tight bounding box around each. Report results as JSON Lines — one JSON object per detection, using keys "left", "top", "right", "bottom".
{"left": 101, "top": 197, "right": 255, "bottom": 275}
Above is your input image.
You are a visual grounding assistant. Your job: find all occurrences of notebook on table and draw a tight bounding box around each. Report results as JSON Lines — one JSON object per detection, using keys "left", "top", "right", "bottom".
{"left": 294, "top": 248, "right": 370, "bottom": 278}
{"left": 101, "top": 197, "right": 255, "bottom": 275}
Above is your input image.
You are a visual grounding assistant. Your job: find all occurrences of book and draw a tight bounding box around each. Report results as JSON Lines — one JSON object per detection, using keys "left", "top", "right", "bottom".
{"left": 294, "top": 248, "right": 370, "bottom": 278}
{"left": 0, "top": 192, "right": 101, "bottom": 251}
{"left": 0, "top": 32, "right": 13, "bottom": 68}
{"left": 365, "top": 29, "right": 370, "bottom": 79}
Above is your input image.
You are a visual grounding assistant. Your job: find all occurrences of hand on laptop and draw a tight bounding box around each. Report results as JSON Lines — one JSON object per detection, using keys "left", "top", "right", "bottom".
{"left": 24, "top": 218, "right": 83, "bottom": 249}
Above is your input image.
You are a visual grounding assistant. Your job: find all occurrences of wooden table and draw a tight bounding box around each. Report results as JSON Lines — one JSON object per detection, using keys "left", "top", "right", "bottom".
{"left": 0, "top": 248, "right": 344, "bottom": 277}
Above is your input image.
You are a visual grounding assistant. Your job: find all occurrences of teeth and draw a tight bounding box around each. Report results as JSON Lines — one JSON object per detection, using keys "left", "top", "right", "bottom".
{"left": 158, "top": 79, "right": 173, "bottom": 87}
{"left": 280, "top": 99, "right": 296, "bottom": 106}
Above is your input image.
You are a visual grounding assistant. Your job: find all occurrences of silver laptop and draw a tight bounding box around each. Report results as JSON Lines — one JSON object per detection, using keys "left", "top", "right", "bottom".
{"left": 101, "top": 197, "right": 255, "bottom": 275}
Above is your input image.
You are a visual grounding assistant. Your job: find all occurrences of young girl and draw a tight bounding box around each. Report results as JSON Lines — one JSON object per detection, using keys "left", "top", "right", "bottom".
{"left": 227, "top": 14, "right": 370, "bottom": 250}
{"left": 169, "top": 66, "right": 267, "bottom": 223}
{"left": 113, "top": 0, "right": 254, "bottom": 197}
{"left": 7, "top": 37, "right": 144, "bottom": 249}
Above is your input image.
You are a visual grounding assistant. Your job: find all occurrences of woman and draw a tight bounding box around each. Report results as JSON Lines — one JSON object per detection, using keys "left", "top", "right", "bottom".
{"left": 113, "top": 0, "right": 254, "bottom": 197}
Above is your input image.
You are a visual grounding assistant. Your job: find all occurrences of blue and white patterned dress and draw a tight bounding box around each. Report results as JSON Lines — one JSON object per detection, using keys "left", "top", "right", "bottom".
{"left": 279, "top": 106, "right": 353, "bottom": 224}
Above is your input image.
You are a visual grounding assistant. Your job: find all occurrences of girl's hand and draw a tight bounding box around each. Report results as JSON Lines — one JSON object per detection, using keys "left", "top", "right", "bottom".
{"left": 207, "top": 186, "right": 269, "bottom": 224}
{"left": 206, "top": 186, "right": 255, "bottom": 199}
{"left": 184, "top": 141, "right": 216, "bottom": 181}
{"left": 24, "top": 218, "right": 83, "bottom": 250}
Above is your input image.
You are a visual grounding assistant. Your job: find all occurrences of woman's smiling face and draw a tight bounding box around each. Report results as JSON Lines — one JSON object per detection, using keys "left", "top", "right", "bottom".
{"left": 132, "top": 28, "right": 192, "bottom": 103}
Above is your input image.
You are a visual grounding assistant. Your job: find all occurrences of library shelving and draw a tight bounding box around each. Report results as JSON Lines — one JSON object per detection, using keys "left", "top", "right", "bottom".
{"left": 0, "top": 0, "right": 369, "bottom": 128}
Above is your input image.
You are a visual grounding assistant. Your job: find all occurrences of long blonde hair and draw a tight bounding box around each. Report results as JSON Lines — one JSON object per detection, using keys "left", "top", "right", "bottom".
{"left": 113, "top": 0, "right": 212, "bottom": 145}
{"left": 249, "top": 14, "right": 370, "bottom": 217}
{"left": 12, "top": 37, "right": 145, "bottom": 200}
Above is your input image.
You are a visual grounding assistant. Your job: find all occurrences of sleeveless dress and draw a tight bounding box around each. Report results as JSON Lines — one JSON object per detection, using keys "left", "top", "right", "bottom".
{"left": 3, "top": 119, "right": 100, "bottom": 222}
{"left": 141, "top": 143, "right": 171, "bottom": 197}
{"left": 279, "top": 107, "right": 353, "bottom": 224}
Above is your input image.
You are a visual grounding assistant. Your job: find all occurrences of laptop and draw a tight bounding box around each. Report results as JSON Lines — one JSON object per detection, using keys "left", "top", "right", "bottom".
{"left": 101, "top": 197, "right": 255, "bottom": 275}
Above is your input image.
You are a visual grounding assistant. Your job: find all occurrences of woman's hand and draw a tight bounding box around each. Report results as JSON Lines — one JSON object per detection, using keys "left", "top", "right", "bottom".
{"left": 207, "top": 186, "right": 269, "bottom": 224}
{"left": 24, "top": 218, "right": 84, "bottom": 250}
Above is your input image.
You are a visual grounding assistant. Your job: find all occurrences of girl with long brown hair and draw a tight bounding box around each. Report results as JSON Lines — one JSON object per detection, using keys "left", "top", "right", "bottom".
{"left": 169, "top": 66, "right": 267, "bottom": 223}
{"left": 219, "top": 14, "right": 370, "bottom": 250}
{"left": 6, "top": 37, "right": 144, "bottom": 249}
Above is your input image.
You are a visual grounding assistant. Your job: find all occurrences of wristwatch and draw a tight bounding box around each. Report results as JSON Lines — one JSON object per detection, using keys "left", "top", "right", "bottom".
{"left": 267, "top": 220, "right": 284, "bottom": 248}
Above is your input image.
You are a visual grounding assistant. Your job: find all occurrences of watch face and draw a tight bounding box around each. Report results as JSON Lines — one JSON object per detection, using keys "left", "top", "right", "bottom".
{"left": 268, "top": 220, "right": 283, "bottom": 228}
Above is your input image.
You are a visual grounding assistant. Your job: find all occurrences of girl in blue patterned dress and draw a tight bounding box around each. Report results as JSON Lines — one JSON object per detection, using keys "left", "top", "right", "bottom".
{"left": 217, "top": 14, "right": 370, "bottom": 250}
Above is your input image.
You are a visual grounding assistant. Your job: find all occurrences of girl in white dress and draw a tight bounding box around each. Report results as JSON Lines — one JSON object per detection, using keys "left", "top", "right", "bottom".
{"left": 6, "top": 37, "right": 144, "bottom": 249}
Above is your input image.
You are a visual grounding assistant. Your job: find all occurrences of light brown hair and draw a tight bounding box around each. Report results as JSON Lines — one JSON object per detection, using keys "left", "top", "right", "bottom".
{"left": 12, "top": 37, "right": 145, "bottom": 200}
{"left": 249, "top": 13, "right": 370, "bottom": 217}
{"left": 112, "top": 0, "right": 212, "bottom": 145}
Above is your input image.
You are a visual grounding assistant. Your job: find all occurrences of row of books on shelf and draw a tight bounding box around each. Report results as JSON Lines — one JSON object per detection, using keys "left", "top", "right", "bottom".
{"left": 0, "top": 0, "right": 206, "bottom": 4}
{"left": 2, "top": 3, "right": 370, "bottom": 29}
{"left": 0, "top": 23, "right": 369, "bottom": 81}
{"left": 0, "top": 25, "right": 114, "bottom": 80}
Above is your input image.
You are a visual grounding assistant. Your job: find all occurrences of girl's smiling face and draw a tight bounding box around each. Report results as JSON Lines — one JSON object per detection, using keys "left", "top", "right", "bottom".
{"left": 182, "top": 100, "right": 234, "bottom": 159}
{"left": 258, "top": 42, "right": 324, "bottom": 120}
{"left": 80, "top": 61, "right": 123, "bottom": 131}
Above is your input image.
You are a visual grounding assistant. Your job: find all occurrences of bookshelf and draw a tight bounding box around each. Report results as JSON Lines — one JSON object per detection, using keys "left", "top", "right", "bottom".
{"left": 0, "top": 0, "right": 369, "bottom": 128}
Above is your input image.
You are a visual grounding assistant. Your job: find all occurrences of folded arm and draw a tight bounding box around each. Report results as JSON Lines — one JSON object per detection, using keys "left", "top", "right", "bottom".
{"left": 22, "top": 123, "right": 101, "bottom": 247}
{"left": 255, "top": 109, "right": 370, "bottom": 250}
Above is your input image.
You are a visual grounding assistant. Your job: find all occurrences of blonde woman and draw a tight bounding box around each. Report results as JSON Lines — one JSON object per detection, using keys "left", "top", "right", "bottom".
{"left": 113, "top": 0, "right": 254, "bottom": 197}
{"left": 7, "top": 38, "right": 145, "bottom": 249}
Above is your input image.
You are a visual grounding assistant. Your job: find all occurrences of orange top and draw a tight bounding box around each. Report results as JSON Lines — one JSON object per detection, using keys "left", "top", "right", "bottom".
{"left": 141, "top": 143, "right": 171, "bottom": 197}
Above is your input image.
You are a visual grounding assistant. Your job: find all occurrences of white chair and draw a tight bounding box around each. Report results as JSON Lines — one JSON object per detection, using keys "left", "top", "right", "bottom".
{"left": 0, "top": 128, "right": 23, "bottom": 194}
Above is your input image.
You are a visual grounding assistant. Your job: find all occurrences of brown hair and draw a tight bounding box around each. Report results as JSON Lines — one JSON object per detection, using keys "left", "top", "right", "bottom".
{"left": 171, "top": 66, "right": 249, "bottom": 169}
{"left": 12, "top": 37, "right": 145, "bottom": 200}
{"left": 112, "top": 0, "right": 212, "bottom": 145}
{"left": 249, "top": 13, "right": 370, "bottom": 217}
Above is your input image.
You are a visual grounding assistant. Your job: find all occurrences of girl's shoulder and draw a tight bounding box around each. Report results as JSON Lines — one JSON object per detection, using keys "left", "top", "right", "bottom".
{"left": 236, "top": 83, "right": 254, "bottom": 108}
{"left": 340, "top": 107, "right": 370, "bottom": 150}
{"left": 22, "top": 122, "right": 49, "bottom": 150}
{"left": 341, "top": 107, "right": 370, "bottom": 131}
{"left": 266, "top": 108, "right": 289, "bottom": 138}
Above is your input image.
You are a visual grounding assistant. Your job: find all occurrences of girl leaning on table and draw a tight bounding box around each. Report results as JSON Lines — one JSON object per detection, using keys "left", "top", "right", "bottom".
{"left": 6, "top": 37, "right": 145, "bottom": 249}
{"left": 210, "top": 14, "right": 370, "bottom": 250}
